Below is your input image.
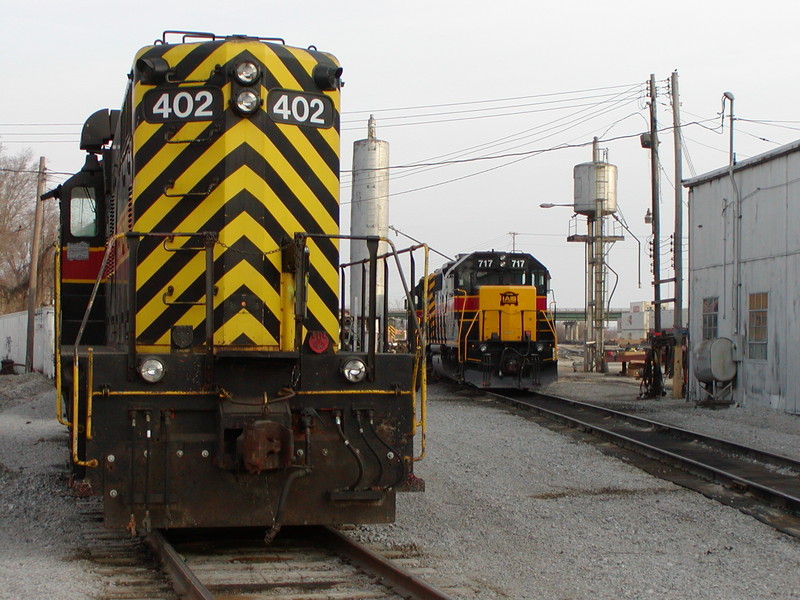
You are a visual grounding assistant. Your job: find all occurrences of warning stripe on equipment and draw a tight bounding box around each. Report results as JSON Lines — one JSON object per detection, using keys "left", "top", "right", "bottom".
{"left": 130, "top": 40, "right": 340, "bottom": 348}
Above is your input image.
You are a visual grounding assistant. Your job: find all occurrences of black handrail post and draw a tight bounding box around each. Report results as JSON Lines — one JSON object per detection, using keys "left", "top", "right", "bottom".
{"left": 203, "top": 232, "right": 216, "bottom": 384}
{"left": 366, "top": 236, "right": 379, "bottom": 379}
{"left": 382, "top": 258, "right": 389, "bottom": 352}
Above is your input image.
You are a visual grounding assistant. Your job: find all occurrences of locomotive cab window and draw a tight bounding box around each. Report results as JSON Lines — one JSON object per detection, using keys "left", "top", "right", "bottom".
{"left": 69, "top": 185, "right": 98, "bottom": 238}
{"left": 475, "top": 270, "right": 531, "bottom": 286}
{"left": 534, "top": 273, "right": 547, "bottom": 295}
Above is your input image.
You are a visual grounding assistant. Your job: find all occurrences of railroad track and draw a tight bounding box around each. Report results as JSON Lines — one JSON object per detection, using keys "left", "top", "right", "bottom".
{"left": 145, "top": 525, "right": 457, "bottom": 600}
{"left": 488, "top": 390, "right": 800, "bottom": 537}
{"left": 79, "top": 499, "right": 457, "bottom": 599}
{"left": 78, "top": 499, "right": 177, "bottom": 600}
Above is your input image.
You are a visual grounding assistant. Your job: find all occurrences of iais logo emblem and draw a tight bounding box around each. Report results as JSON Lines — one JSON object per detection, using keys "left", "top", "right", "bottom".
{"left": 500, "top": 291, "right": 519, "bottom": 306}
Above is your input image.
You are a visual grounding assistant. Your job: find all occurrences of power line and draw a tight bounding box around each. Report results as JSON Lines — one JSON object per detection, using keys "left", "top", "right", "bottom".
{"left": 341, "top": 96, "right": 645, "bottom": 131}
{"left": 344, "top": 82, "right": 644, "bottom": 115}
{"left": 0, "top": 123, "right": 82, "bottom": 126}
{"left": 736, "top": 118, "right": 800, "bottom": 133}
{"left": 348, "top": 120, "right": 713, "bottom": 174}
{"left": 0, "top": 167, "right": 74, "bottom": 175}
{"left": 342, "top": 84, "right": 645, "bottom": 184}
{"left": 0, "top": 140, "right": 79, "bottom": 143}
{"left": 341, "top": 91, "right": 645, "bottom": 127}
{"left": 341, "top": 119, "right": 721, "bottom": 203}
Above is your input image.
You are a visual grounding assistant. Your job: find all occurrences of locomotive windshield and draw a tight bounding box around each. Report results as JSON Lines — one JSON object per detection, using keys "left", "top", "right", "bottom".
{"left": 69, "top": 185, "right": 99, "bottom": 238}
{"left": 475, "top": 269, "right": 531, "bottom": 286}
{"left": 460, "top": 254, "right": 549, "bottom": 295}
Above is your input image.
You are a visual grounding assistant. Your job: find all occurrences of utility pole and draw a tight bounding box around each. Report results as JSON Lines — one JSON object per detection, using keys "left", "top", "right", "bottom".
{"left": 648, "top": 74, "right": 662, "bottom": 335}
{"left": 639, "top": 74, "right": 665, "bottom": 398}
{"left": 671, "top": 71, "right": 685, "bottom": 398}
{"left": 25, "top": 156, "right": 46, "bottom": 373}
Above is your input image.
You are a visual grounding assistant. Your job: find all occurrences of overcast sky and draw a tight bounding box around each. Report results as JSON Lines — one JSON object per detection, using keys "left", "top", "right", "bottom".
{"left": 3, "top": 1, "right": 799, "bottom": 309}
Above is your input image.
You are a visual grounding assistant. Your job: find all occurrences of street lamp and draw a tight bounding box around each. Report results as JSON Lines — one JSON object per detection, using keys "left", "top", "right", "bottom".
{"left": 540, "top": 203, "right": 573, "bottom": 209}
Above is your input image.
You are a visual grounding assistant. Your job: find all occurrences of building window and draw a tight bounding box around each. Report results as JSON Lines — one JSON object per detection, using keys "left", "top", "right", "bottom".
{"left": 701, "top": 297, "right": 718, "bottom": 340}
{"left": 748, "top": 292, "right": 768, "bottom": 360}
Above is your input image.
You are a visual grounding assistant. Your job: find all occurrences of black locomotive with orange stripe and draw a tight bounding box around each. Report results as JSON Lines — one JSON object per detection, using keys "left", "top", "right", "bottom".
{"left": 51, "top": 32, "right": 426, "bottom": 533}
{"left": 418, "top": 251, "right": 557, "bottom": 390}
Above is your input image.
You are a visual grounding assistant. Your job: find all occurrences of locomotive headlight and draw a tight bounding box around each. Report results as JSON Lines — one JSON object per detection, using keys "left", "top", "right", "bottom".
{"left": 234, "top": 90, "right": 261, "bottom": 114}
{"left": 480, "top": 344, "right": 488, "bottom": 353}
{"left": 536, "top": 343, "right": 546, "bottom": 352}
{"left": 234, "top": 61, "right": 260, "bottom": 84}
{"left": 138, "top": 358, "right": 165, "bottom": 383}
{"left": 341, "top": 358, "right": 367, "bottom": 383}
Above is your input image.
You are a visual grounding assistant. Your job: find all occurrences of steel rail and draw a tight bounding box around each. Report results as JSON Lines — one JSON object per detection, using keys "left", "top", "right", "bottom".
{"left": 146, "top": 526, "right": 455, "bottom": 600}
{"left": 528, "top": 392, "right": 800, "bottom": 470}
{"left": 145, "top": 529, "right": 215, "bottom": 600}
{"left": 489, "top": 391, "right": 800, "bottom": 524}
{"left": 317, "top": 525, "right": 457, "bottom": 600}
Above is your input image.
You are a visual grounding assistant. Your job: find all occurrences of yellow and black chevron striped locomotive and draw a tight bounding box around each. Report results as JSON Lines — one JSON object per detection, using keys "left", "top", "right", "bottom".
{"left": 418, "top": 251, "right": 557, "bottom": 390}
{"left": 51, "top": 32, "right": 426, "bottom": 532}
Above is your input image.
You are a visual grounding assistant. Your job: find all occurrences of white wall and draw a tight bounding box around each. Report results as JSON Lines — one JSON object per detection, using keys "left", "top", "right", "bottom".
{"left": 687, "top": 142, "right": 800, "bottom": 414}
{"left": 0, "top": 307, "right": 55, "bottom": 378}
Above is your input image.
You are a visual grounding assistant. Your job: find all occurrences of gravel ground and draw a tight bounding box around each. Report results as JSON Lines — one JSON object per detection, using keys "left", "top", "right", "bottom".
{"left": 0, "top": 374, "right": 103, "bottom": 599}
{"left": 354, "top": 364, "right": 800, "bottom": 599}
{"left": 2, "top": 367, "right": 799, "bottom": 599}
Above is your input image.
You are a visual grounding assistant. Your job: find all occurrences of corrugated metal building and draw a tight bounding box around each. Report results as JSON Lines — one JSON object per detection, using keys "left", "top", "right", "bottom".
{"left": 685, "top": 140, "right": 800, "bottom": 414}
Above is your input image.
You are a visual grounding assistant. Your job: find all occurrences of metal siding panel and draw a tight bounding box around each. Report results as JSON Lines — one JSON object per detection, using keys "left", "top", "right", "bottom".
{"left": 787, "top": 253, "right": 800, "bottom": 414}
{"left": 688, "top": 146, "right": 800, "bottom": 413}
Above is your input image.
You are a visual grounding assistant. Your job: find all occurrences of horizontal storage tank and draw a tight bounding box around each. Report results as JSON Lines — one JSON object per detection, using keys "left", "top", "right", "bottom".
{"left": 573, "top": 162, "right": 617, "bottom": 216}
{"left": 693, "top": 337, "right": 737, "bottom": 383}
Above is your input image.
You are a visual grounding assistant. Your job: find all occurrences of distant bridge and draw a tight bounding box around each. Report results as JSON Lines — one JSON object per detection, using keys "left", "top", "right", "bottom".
{"left": 554, "top": 308, "right": 625, "bottom": 322}
{"left": 387, "top": 308, "right": 626, "bottom": 322}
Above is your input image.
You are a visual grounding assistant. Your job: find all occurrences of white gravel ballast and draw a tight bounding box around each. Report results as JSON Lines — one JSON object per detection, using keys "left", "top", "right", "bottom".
{"left": 0, "top": 374, "right": 104, "bottom": 599}
{"left": 2, "top": 372, "right": 799, "bottom": 599}
{"left": 356, "top": 384, "right": 800, "bottom": 599}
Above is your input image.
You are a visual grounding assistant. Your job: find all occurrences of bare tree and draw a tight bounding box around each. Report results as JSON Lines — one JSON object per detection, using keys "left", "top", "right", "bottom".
{"left": 0, "top": 145, "right": 58, "bottom": 313}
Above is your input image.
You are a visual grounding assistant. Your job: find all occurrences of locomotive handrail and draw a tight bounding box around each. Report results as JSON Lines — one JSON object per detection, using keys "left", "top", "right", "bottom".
{"left": 540, "top": 308, "right": 558, "bottom": 341}
{"left": 69, "top": 233, "right": 123, "bottom": 469}
{"left": 159, "top": 30, "right": 286, "bottom": 45}
{"left": 53, "top": 245, "right": 70, "bottom": 427}
{"left": 123, "top": 231, "right": 217, "bottom": 383}
{"left": 461, "top": 313, "right": 481, "bottom": 364}
{"left": 308, "top": 233, "right": 424, "bottom": 355}
{"left": 454, "top": 289, "right": 474, "bottom": 364}
{"left": 68, "top": 231, "right": 219, "bottom": 468}
{"left": 415, "top": 246, "right": 429, "bottom": 461}
{"left": 334, "top": 235, "right": 429, "bottom": 461}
